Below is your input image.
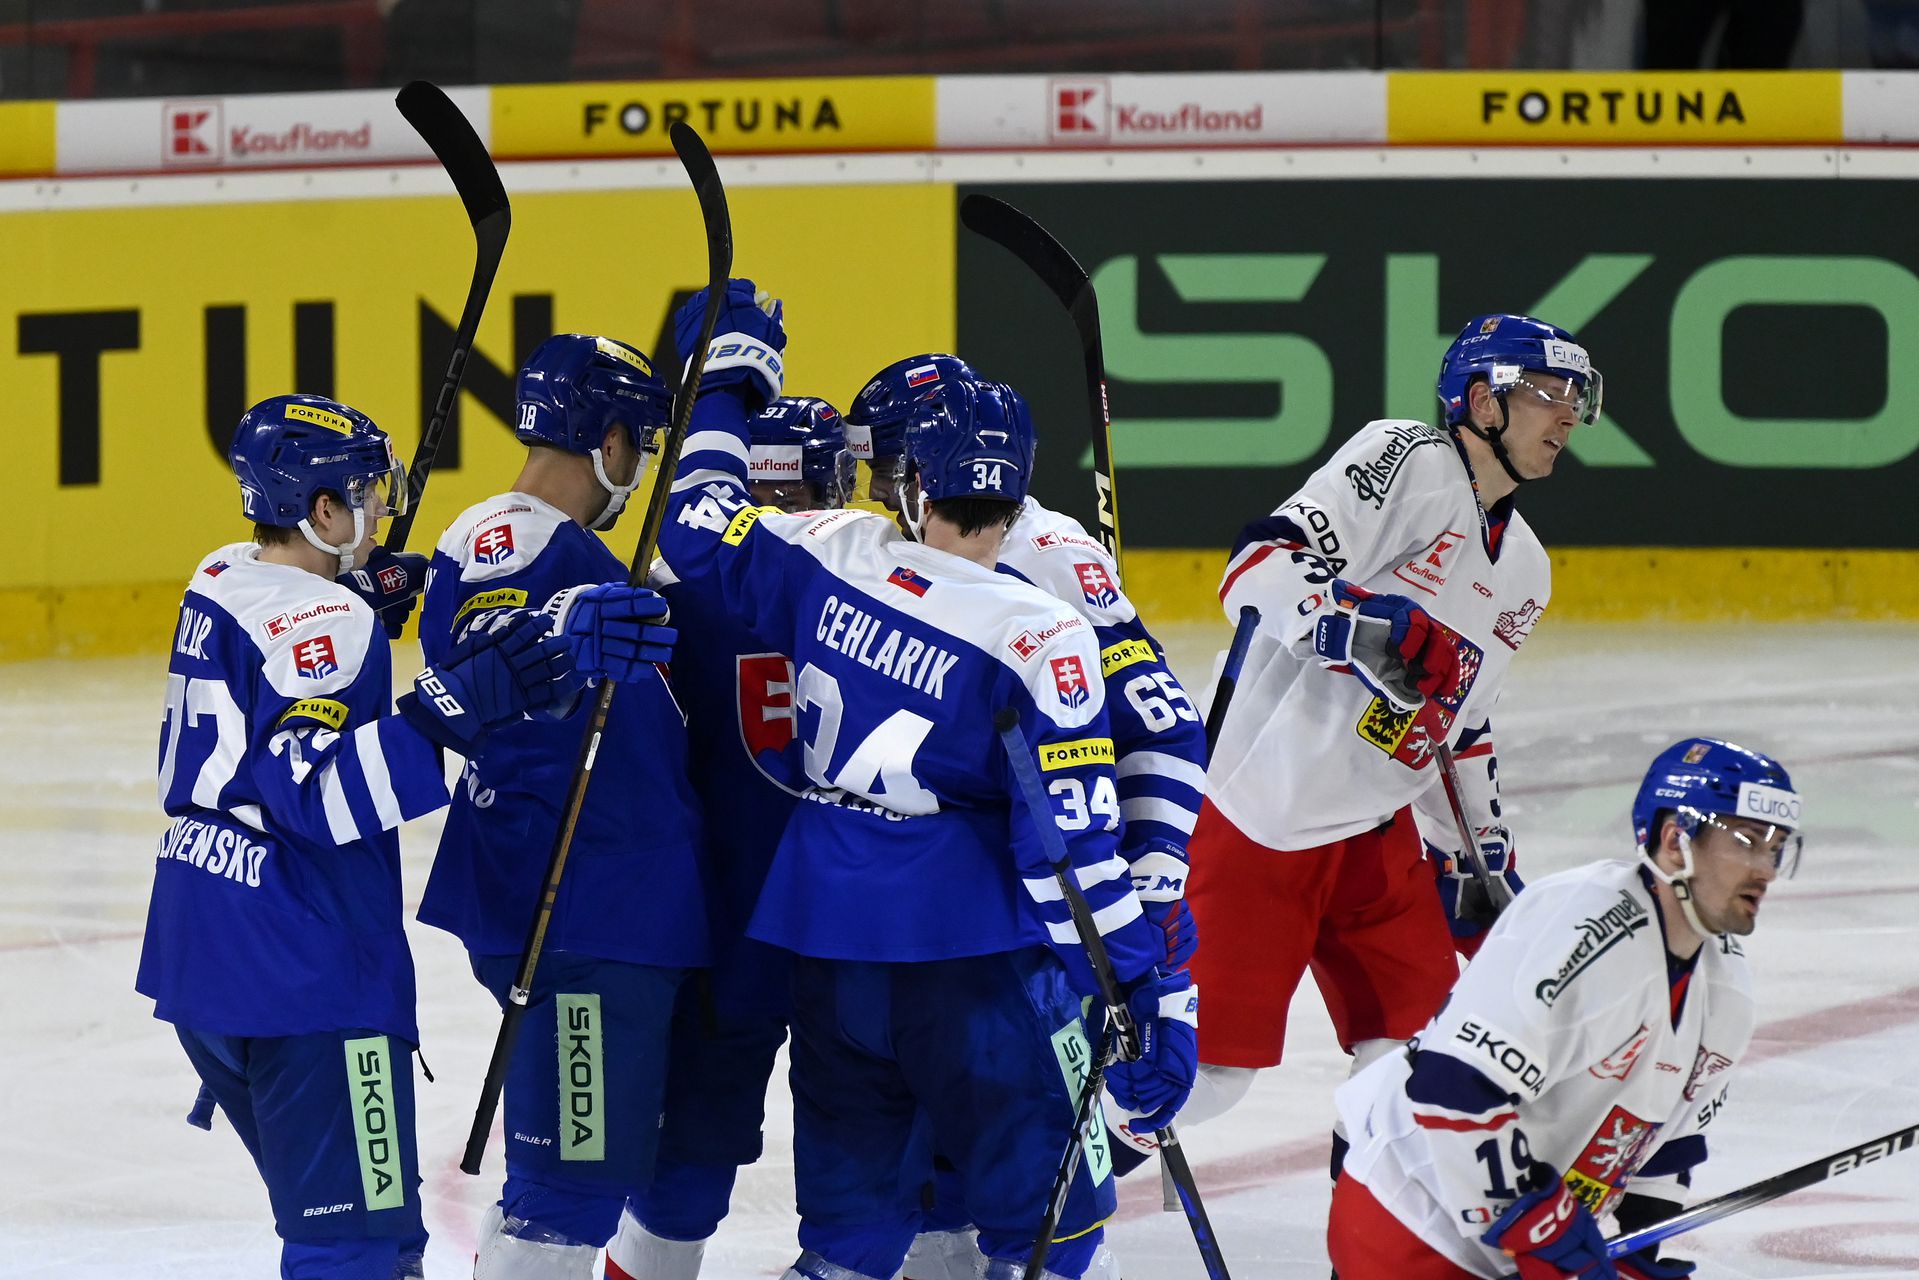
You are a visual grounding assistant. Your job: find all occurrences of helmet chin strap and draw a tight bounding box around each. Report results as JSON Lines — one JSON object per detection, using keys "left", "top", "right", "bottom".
{"left": 298, "top": 507, "right": 367, "bottom": 576}
{"left": 1458, "top": 394, "right": 1529, "bottom": 486}
{"left": 589, "top": 447, "right": 641, "bottom": 531}
{"left": 901, "top": 483, "right": 929, "bottom": 542}
{"left": 1641, "top": 831, "right": 1718, "bottom": 942}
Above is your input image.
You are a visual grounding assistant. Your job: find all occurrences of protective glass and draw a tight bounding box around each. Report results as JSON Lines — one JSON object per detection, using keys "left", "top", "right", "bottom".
{"left": 1512, "top": 369, "right": 1604, "bottom": 427}
{"left": 346, "top": 452, "right": 409, "bottom": 519}
{"left": 1695, "top": 811, "right": 1802, "bottom": 879}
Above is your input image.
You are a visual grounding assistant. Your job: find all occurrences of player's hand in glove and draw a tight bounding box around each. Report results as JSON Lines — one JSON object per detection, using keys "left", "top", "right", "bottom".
{"left": 1105, "top": 968, "right": 1199, "bottom": 1132}
{"left": 543, "top": 583, "right": 676, "bottom": 682}
{"left": 1128, "top": 842, "right": 1197, "bottom": 970}
{"left": 1615, "top": 1256, "right": 1694, "bottom": 1280}
{"left": 340, "top": 549, "right": 428, "bottom": 639}
{"left": 673, "top": 278, "right": 786, "bottom": 411}
{"left": 398, "top": 610, "right": 577, "bottom": 753}
{"left": 1310, "top": 578, "right": 1461, "bottom": 713}
{"left": 1481, "top": 1173, "right": 1614, "bottom": 1280}
{"left": 1428, "top": 827, "right": 1523, "bottom": 958}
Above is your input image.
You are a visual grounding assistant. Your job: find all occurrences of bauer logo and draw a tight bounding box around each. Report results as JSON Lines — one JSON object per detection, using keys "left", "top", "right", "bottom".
{"left": 1051, "top": 80, "right": 1109, "bottom": 140}
{"left": 163, "top": 101, "right": 223, "bottom": 166}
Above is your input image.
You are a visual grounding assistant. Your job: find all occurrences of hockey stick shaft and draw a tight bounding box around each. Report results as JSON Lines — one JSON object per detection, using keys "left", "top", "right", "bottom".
{"left": 1604, "top": 1118, "right": 1919, "bottom": 1258}
{"left": 1203, "top": 606, "right": 1260, "bottom": 758}
{"left": 460, "top": 122, "right": 731, "bottom": 1176}
{"left": 997, "top": 710, "right": 1232, "bottom": 1280}
{"left": 959, "top": 195, "right": 1121, "bottom": 572}
{"left": 1433, "top": 740, "right": 1514, "bottom": 913}
{"left": 383, "top": 81, "right": 510, "bottom": 554}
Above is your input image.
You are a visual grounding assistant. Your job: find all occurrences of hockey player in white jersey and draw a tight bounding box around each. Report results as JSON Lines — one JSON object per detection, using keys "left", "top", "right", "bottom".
{"left": 1329, "top": 739, "right": 1800, "bottom": 1279}
{"left": 1180, "top": 315, "right": 1597, "bottom": 1157}
{"left": 138, "top": 394, "right": 578, "bottom": 1280}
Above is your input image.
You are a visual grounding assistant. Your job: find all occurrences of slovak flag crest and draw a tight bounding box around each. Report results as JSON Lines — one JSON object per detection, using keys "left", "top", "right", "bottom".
{"left": 1051, "top": 655, "right": 1090, "bottom": 709}
{"left": 1073, "top": 561, "right": 1118, "bottom": 610}
{"left": 474, "top": 524, "right": 516, "bottom": 566}
{"left": 904, "top": 364, "right": 941, "bottom": 388}
{"left": 888, "top": 566, "right": 931, "bottom": 597}
{"left": 294, "top": 635, "right": 339, "bottom": 681}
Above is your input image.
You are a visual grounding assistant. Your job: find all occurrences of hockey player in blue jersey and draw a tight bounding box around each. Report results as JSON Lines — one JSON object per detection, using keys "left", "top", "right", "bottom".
{"left": 138, "top": 394, "right": 579, "bottom": 1280}
{"left": 845, "top": 355, "right": 1210, "bottom": 1280}
{"left": 416, "top": 334, "right": 712, "bottom": 1277}
{"left": 606, "top": 395, "right": 852, "bottom": 1280}
{"left": 654, "top": 281, "right": 1200, "bottom": 1280}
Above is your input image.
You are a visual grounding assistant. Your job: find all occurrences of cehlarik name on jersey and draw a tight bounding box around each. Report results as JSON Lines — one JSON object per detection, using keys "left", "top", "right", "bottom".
{"left": 262, "top": 598, "right": 353, "bottom": 641}
{"left": 1452, "top": 1019, "right": 1546, "bottom": 1097}
{"left": 815, "top": 594, "right": 961, "bottom": 698}
{"left": 1345, "top": 422, "right": 1442, "bottom": 509}
{"left": 157, "top": 816, "right": 268, "bottom": 888}
{"left": 1534, "top": 889, "right": 1650, "bottom": 1007}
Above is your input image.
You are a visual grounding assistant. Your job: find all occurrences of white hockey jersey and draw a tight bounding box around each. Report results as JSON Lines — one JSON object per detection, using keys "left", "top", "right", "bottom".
{"left": 1334, "top": 859, "right": 1753, "bottom": 1277}
{"left": 1211, "top": 419, "right": 1550, "bottom": 852}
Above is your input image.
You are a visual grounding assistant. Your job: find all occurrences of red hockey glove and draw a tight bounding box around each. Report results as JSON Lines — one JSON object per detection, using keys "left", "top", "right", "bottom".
{"left": 1310, "top": 579, "right": 1462, "bottom": 713}
{"left": 1481, "top": 1175, "right": 1615, "bottom": 1280}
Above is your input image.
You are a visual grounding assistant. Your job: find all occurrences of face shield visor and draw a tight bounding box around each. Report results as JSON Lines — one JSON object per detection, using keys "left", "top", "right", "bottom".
{"left": 342, "top": 442, "right": 409, "bottom": 520}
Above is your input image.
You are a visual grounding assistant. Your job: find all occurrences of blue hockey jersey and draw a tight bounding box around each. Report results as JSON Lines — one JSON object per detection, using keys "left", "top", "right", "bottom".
{"left": 137, "top": 543, "right": 452, "bottom": 1041}
{"left": 417, "top": 493, "right": 709, "bottom": 967}
{"left": 658, "top": 399, "right": 1160, "bottom": 990}
{"left": 998, "top": 499, "right": 1207, "bottom": 905}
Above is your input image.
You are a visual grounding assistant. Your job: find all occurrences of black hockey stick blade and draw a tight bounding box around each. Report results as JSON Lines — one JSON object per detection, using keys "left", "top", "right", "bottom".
{"left": 396, "top": 81, "right": 508, "bottom": 228}
{"left": 1605, "top": 1118, "right": 1919, "bottom": 1258}
{"left": 385, "top": 81, "right": 510, "bottom": 554}
{"left": 1157, "top": 1133, "right": 1233, "bottom": 1280}
{"left": 459, "top": 122, "right": 729, "bottom": 1178}
{"left": 959, "top": 194, "right": 1121, "bottom": 567}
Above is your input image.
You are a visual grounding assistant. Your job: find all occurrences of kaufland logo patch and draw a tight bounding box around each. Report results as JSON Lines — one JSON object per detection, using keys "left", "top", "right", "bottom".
{"left": 262, "top": 599, "right": 353, "bottom": 641}
{"left": 1051, "top": 80, "right": 1109, "bottom": 139}
{"left": 164, "top": 101, "right": 223, "bottom": 165}
{"left": 294, "top": 635, "right": 339, "bottom": 680}
{"left": 1010, "top": 631, "right": 1042, "bottom": 661}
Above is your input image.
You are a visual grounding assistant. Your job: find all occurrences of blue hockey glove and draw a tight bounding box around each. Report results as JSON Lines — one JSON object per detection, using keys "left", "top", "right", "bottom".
{"left": 1310, "top": 579, "right": 1461, "bottom": 714}
{"left": 1105, "top": 968, "right": 1199, "bottom": 1132}
{"left": 673, "top": 278, "right": 786, "bottom": 410}
{"left": 1482, "top": 1172, "right": 1614, "bottom": 1280}
{"left": 398, "top": 610, "right": 576, "bottom": 754}
{"left": 543, "top": 582, "right": 676, "bottom": 683}
{"left": 1127, "top": 843, "right": 1196, "bottom": 970}
{"left": 340, "top": 549, "right": 428, "bottom": 639}
{"left": 1616, "top": 1256, "right": 1694, "bottom": 1280}
{"left": 1428, "top": 828, "right": 1523, "bottom": 952}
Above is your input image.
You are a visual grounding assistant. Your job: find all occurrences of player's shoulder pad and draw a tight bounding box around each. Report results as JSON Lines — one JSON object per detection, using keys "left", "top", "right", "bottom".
{"left": 1001, "top": 498, "right": 1137, "bottom": 627}
{"left": 436, "top": 493, "right": 570, "bottom": 583}
{"left": 994, "top": 586, "right": 1106, "bottom": 730}
{"left": 191, "top": 547, "right": 374, "bottom": 698}
{"left": 1509, "top": 860, "right": 1665, "bottom": 1016}
{"left": 1320, "top": 418, "right": 1459, "bottom": 514}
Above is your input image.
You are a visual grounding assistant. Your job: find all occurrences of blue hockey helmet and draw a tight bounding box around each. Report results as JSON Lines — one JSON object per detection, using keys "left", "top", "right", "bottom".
{"left": 845, "top": 353, "right": 980, "bottom": 464}
{"left": 749, "top": 396, "right": 854, "bottom": 511}
{"left": 1437, "top": 314, "right": 1601, "bottom": 484}
{"left": 899, "top": 380, "right": 1034, "bottom": 539}
{"left": 229, "top": 393, "right": 406, "bottom": 572}
{"left": 517, "top": 334, "right": 672, "bottom": 528}
{"left": 1633, "top": 738, "right": 1802, "bottom": 935}
{"left": 517, "top": 333, "right": 672, "bottom": 455}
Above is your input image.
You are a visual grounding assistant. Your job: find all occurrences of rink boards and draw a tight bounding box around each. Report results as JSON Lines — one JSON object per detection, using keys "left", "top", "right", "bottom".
{"left": 5, "top": 146, "right": 1918, "bottom": 659}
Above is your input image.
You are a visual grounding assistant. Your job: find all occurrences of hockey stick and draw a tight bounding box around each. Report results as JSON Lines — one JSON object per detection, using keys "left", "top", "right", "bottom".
{"left": 959, "top": 195, "right": 1121, "bottom": 571}
{"left": 995, "top": 707, "right": 1139, "bottom": 1280}
{"left": 459, "top": 121, "right": 730, "bottom": 1176}
{"left": 1204, "top": 606, "right": 1261, "bottom": 758}
{"left": 1603, "top": 1118, "right": 1919, "bottom": 1259}
{"left": 383, "top": 81, "right": 511, "bottom": 554}
{"left": 1433, "top": 740, "right": 1515, "bottom": 916}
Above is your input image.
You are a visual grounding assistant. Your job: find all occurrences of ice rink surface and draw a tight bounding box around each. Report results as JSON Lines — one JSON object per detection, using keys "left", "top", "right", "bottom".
{"left": 3, "top": 620, "right": 1917, "bottom": 1278}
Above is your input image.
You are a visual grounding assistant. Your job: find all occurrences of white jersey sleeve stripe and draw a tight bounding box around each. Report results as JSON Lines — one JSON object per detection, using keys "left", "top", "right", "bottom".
{"left": 683, "top": 430, "right": 749, "bottom": 463}
{"left": 319, "top": 767, "right": 359, "bottom": 844}
{"left": 353, "top": 721, "right": 404, "bottom": 831}
{"left": 1117, "top": 751, "right": 1209, "bottom": 791}
{"left": 1089, "top": 893, "right": 1144, "bottom": 936}
{"left": 1021, "top": 853, "right": 1130, "bottom": 904}
{"left": 1121, "top": 795, "right": 1200, "bottom": 836}
{"left": 671, "top": 467, "right": 740, "bottom": 494}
